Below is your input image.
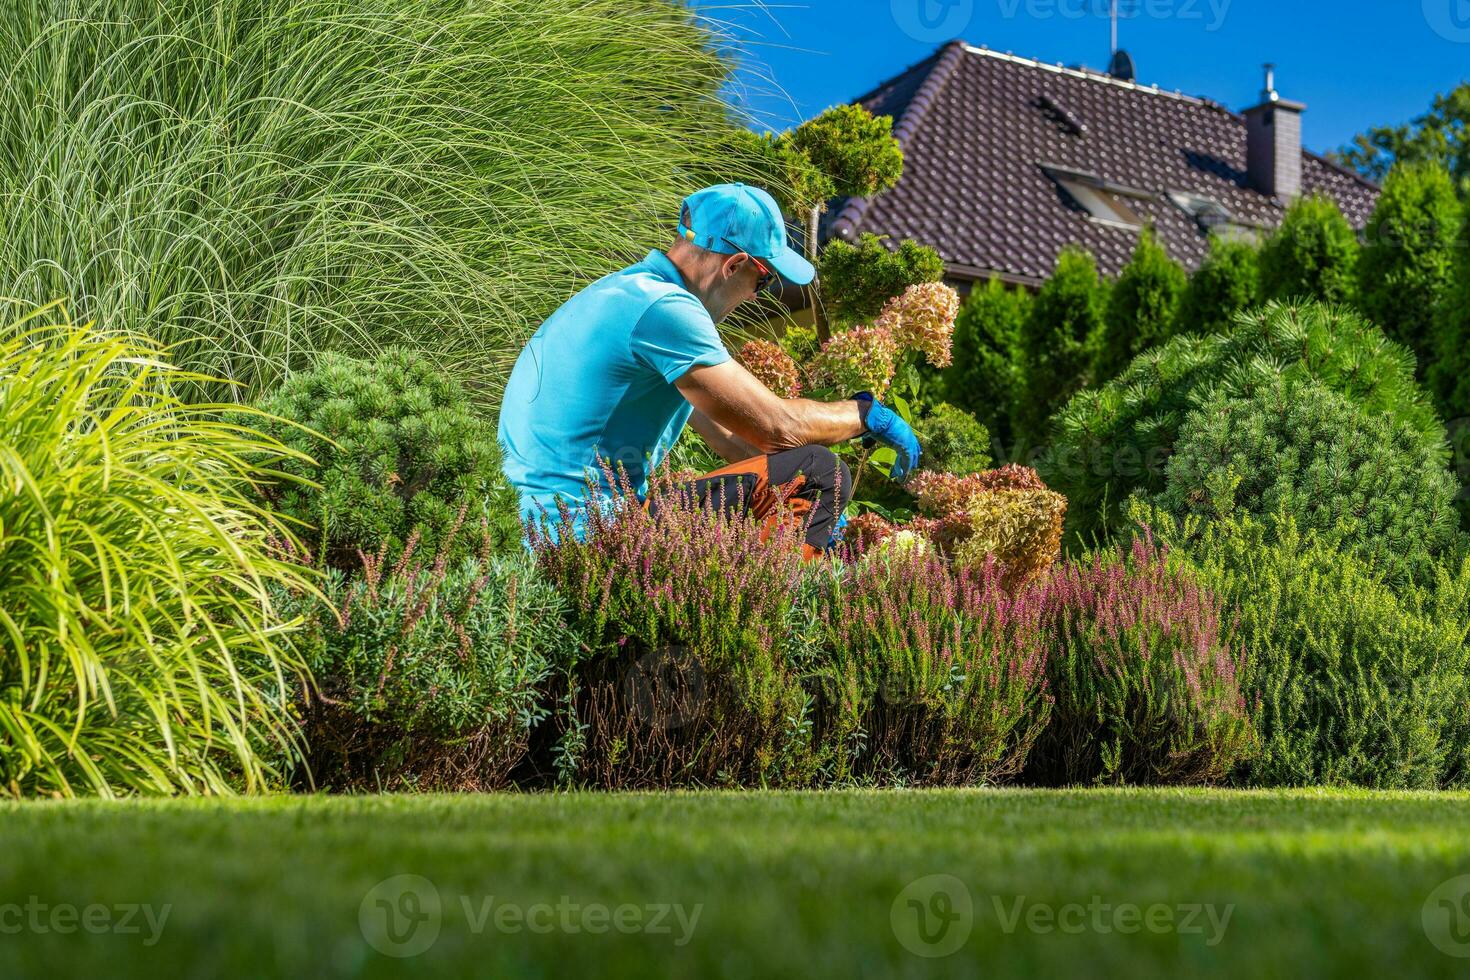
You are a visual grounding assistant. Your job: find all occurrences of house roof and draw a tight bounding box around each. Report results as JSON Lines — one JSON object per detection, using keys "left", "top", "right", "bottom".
{"left": 824, "top": 41, "right": 1380, "bottom": 284}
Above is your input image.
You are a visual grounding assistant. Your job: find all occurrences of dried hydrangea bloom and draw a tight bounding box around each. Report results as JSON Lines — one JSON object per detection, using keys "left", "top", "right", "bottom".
{"left": 736, "top": 339, "right": 803, "bottom": 399}
{"left": 953, "top": 488, "right": 1068, "bottom": 590}
{"left": 811, "top": 324, "right": 898, "bottom": 397}
{"left": 908, "top": 465, "right": 1047, "bottom": 518}
{"left": 874, "top": 281, "right": 959, "bottom": 368}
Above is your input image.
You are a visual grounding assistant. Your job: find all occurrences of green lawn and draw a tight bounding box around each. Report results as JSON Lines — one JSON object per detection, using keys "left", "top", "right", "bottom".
{"left": 3, "top": 789, "right": 1470, "bottom": 978}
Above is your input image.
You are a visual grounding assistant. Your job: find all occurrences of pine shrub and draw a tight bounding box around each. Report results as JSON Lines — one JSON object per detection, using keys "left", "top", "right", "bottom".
{"left": 943, "top": 277, "right": 1031, "bottom": 452}
{"left": 1154, "top": 375, "right": 1460, "bottom": 588}
{"left": 1146, "top": 508, "right": 1470, "bottom": 789}
{"left": 253, "top": 349, "right": 521, "bottom": 569}
{"left": 1174, "top": 236, "right": 1260, "bottom": 337}
{"left": 916, "top": 403, "right": 992, "bottom": 476}
{"left": 1093, "top": 228, "right": 1186, "bottom": 383}
{"left": 816, "top": 234, "right": 945, "bottom": 327}
{"left": 286, "top": 523, "right": 566, "bottom": 791}
{"left": 1041, "top": 301, "right": 1443, "bottom": 547}
{"left": 1026, "top": 536, "right": 1252, "bottom": 786}
{"left": 1258, "top": 196, "right": 1360, "bottom": 304}
{"left": 1357, "top": 162, "right": 1461, "bottom": 365}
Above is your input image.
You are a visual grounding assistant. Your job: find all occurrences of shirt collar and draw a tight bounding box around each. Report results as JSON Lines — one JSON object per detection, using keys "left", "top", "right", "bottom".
{"left": 641, "top": 250, "right": 688, "bottom": 290}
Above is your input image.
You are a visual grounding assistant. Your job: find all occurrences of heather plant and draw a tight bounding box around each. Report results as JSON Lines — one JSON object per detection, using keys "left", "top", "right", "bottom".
{"left": 1016, "top": 248, "right": 1108, "bottom": 447}
{"left": 529, "top": 474, "right": 818, "bottom": 788}
{"left": 0, "top": 0, "right": 762, "bottom": 402}
{"left": 811, "top": 553, "right": 1051, "bottom": 785}
{"left": 0, "top": 301, "right": 316, "bottom": 798}
{"left": 1174, "top": 236, "right": 1261, "bottom": 337}
{"left": 1356, "top": 162, "right": 1461, "bottom": 365}
{"left": 253, "top": 349, "right": 521, "bottom": 570}
{"left": 285, "top": 522, "right": 566, "bottom": 790}
{"left": 944, "top": 277, "right": 1031, "bottom": 451}
{"left": 1093, "top": 228, "right": 1186, "bottom": 383}
{"left": 1143, "top": 506, "right": 1470, "bottom": 788}
{"left": 815, "top": 235, "right": 945, "bottom": 327}
{"left": 1258, "top": 196, "right": 1360, "bottom": 304}
{"left": 1026, "top": 536, "right": 1253, "bottom": 786}
{"left": 1153, "top": 375, "right": 1461, "bottom": 588}
{"left": 1041, "top": 301, "right": 1443, "bottom": 547}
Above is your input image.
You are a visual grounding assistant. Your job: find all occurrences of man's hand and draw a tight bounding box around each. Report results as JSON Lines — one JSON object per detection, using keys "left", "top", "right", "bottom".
{"left": 854, "top": 393, "right": 921, "bottom": 482}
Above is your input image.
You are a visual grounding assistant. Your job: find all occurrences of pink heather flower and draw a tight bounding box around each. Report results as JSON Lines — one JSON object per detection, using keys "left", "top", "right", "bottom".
{"left": 874, "top": 282, "right": 959, "bottom": 369}
{"left": 736, "top": 339, "right": 802, "bottom": 399}
{"left": 811, "top": 325, "right": 898, "bottom": 397}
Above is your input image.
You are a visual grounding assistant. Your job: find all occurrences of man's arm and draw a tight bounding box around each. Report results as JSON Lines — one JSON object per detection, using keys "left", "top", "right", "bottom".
{"left": 676, "top": 360, "right": 864, "bottom": 455}
{"left": 687, "top": 408, "right": 763, "bottom": 464}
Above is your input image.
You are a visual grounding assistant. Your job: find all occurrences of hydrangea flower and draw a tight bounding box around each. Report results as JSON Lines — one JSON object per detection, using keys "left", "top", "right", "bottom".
{"left": 874, "top": 281, "right": 959, "bottom": 368}
{"left": 811, "top": 324, "right": 898, "bottom": 397}
{"left": 736, "top": 339, "right": 803, "bottom": 398}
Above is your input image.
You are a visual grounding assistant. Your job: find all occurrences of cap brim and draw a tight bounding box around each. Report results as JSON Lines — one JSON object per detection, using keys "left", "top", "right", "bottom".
{"left": 767, "top": 245, "right": 816, "bottom": 287}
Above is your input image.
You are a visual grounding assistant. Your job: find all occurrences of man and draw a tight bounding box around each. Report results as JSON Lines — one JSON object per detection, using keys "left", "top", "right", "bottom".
{"left": 498, "top": 182, "right": 921, "bottom": 557}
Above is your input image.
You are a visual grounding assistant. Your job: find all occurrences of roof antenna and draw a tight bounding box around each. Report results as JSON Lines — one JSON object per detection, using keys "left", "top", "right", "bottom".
{"left": 1262, "top": 63, "right": 1279, "bottom": 102}
{"left": 1110, "top": 0, "right": 1118, "bottom": 56}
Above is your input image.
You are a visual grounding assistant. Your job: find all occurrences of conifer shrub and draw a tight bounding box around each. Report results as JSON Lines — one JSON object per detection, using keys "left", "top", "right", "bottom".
{"left": 810, "top": 552, "right": 1051, "bottom": 785}
{"left": 1025, "top": 536, "right": 1253, "bottom": 786}
{"left": 1016, "top": 248, "right": 1107, "bottom": 447}
{"left": 1357, "top": 162, "right": 1461, "bottom": 365}
{"left": 917, "top": 403, "right": 992, "bottom": 476}
{"left": 529, "top": 476, "right": 819, "bottom": 788}
{"left": 1041, "top": 301, "right": 1443, "bottom": 546}
{"left": 1093, "top": 228, "right": 1186, "bottom": 383}
{"left": 1144, "top": 507, "right": 1470, "bottom": 789}
{"left": 943, "top": 277, "right": 1031, "bottom": 451}
{"left": 815, "top": 234, "right": 944, "bottom": 327}
{"left": 1154, "top": 375, "right": 1460, "bottom": 588}
{"left": 1174, "top": 236, "right": 1261, "bottom": 337}
{"left": 284, "top": 520, "right": 566, "bottom": 790}
{"left": 254, "top": 349, "right": 521, "bottom": 569}
{"left": 1258, "top": 196, "right": 1360, "bottom": 304}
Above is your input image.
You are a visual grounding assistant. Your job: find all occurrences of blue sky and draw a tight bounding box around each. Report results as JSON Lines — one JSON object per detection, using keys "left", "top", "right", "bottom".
{"left": 689, "top": 0, "right": 1470, "bottom": 155}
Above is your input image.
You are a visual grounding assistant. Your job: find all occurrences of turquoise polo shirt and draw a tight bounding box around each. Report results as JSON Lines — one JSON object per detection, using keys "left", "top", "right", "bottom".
{"left": 497, "top": 250, "right": 730, "bottom": 536}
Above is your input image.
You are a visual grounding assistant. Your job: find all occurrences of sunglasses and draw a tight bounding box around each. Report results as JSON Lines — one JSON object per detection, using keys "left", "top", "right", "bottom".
{"left": 720, "top": 237, "right": 777, "bottom": 292}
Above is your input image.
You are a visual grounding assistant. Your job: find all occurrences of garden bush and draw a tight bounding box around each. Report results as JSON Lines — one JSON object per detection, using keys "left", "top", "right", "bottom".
{"left": 284, "top": 521, "right": 566, "bottom": 791}
{"left": 253, "top": 349, "right": 521, "bottom": 569}
{"left": 1041, "top": 301, "right": 1443, "bottom": 547}
{"left": 1093, "top": 228, "right": 1186, "bottom": 383}
{"left": 1258, "top": 196, "right": 1360, "bottom": 305}
{"left": 1153, "top": 375, "right": 1461, "bottom": 588}
{"left": 915, "top": 403, "right": 992, "bottom": 475}
{"left": 810, "top": 552, "right": 1051, "bottom": 786}
{"left": 1025, "top": 536, "right": 1253, "bottom": 786}
{"left": 1144, "top": 507, "right": 1470, "bottom": 789}
{"left": 943, "top": 277, "right": 1031, "bottom": 452}
{"left": 529, "top": 475, "right": 819, "bottom": 788}
{"left": 0, "top": 301, "right": 315, "bottom": 797}
{"left": 0, "top": 0, "right": 758, "bottom": 400}
{"left": 1016, "top": 248, "right": 1107, "bottom": 447}
{"left": 1174, "top": 236, "right": 1261, "bottom": 337}
{"left": 1357, "top": 162, "right": 1461, "bottom": 365}
{"left": 1427, "top": 197, "right": 1470, "bottom": 422}
{"left": 815, "top": 235, "right": 945, "bottom": 327}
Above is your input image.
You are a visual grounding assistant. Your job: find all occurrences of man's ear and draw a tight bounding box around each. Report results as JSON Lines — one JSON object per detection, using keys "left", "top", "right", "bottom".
{"left": 720, "top": 252, "right": 747, "bottom": 281}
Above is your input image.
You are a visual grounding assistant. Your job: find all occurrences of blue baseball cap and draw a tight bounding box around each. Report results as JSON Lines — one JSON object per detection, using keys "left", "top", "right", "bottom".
{"left": 678, "top": 183, "right": 816, "bottom": 287}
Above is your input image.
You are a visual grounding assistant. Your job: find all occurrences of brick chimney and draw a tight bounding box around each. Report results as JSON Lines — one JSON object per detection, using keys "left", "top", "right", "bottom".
{"left": 1242, "top": 64, "right": 1306, "bottom": 201}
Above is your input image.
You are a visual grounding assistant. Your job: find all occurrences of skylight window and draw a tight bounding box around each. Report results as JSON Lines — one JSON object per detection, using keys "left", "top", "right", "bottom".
{"left": 1042, "top": 165, "right": 1145, "bottom": 230}
{"left": 1168, "top": 191, "right": 1260, "bottom": 243}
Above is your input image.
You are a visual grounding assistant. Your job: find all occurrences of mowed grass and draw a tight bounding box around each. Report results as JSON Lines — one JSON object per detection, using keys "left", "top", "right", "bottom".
{"left": 2, "top": 789, "right": 1469, "bottom": 978}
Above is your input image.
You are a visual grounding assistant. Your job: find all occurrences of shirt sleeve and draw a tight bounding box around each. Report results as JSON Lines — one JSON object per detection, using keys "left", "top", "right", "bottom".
{"left": 629, "top": 293, "right": 730, "bottom": 383}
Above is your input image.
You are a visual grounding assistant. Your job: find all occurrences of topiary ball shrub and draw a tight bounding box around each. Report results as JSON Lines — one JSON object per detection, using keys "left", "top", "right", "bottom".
{"left": 1154, "top": 375, "right": 1461, "bottom": 588}
{"left": 811, "top": 551, "right": 1051, "bottom": 786}
{"left": 1145, "top": 507, "right": 1470, "bottom": 789}
{"left": 916, "top": 402, "right": 991, "bottom": 475}
{"left": 254, "top": 348, "right": 520, "bottom": 569}
{"left": 1025, "top": 535, "right": 1253, "bottom": 786}
{"left": 1041, "top": 301, "right": 1444, "bottom": 548}
{"left": 285, "top": 519, "right": 567, "bottom": 791}
{"left": 529, "top": 477, "right": 819, "bottom": 789}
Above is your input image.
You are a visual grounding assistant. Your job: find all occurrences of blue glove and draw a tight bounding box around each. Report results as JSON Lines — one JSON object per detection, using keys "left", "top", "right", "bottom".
{"left": 853, "top": 392, "right": 921, "bottom": 483}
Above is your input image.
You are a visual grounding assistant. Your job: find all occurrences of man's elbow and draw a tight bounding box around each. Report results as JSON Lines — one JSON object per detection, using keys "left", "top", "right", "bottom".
{"left": 752, "top": 403, "right": 806, "bottom": 454}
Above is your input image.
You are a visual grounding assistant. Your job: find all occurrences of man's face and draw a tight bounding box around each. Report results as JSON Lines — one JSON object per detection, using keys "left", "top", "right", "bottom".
{"left": 710, "top": 253, "right": 766, "bottom": 323}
